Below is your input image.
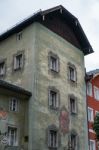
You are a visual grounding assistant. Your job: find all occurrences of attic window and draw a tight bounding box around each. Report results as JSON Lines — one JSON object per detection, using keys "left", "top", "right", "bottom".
{"left": 16, "top": 32, "right": 22, "bottom": 41}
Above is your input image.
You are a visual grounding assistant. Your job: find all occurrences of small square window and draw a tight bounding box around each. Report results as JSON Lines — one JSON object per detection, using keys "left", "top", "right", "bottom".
{"left": 48, "top": 88, "right": 59, "bottom": 109}
{"left": 16, "top": 32, "right": 22, "bottom": 41}
{"left": 69, "top": 66, "right": 76, "bottom": 82}
{"left": 70, "top": 97, "right": 77, "bottom": 114}
{"left": 0, "top": 61, "right": 6, "bottom": 76}
{"left": 9, "top": 98, "right": 18, "bottom": 112}
{"left": 8, "top": 126, "right": 18, "bottom": 146}
{"left": 49, "top": 52, "right": 59, "bottom": 73}
{"left": 13, "top": 52, "right": 24, "bottom": 71}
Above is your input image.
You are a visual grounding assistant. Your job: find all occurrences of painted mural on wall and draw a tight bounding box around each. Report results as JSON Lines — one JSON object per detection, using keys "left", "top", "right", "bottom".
{"left": 0, "top": 108, "right": 8, "bottom": 146}
{"left": 59, "top": 107, "right": 69, "bottom": 135}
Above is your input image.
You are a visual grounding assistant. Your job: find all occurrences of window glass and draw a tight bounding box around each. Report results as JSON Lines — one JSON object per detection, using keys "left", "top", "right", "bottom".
{"left": 87, "top": 82, "right": 92, "bottom": 96}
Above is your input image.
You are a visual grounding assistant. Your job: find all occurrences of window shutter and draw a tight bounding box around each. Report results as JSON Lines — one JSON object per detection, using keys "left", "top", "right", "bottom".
{"left": 56, "top": 59, "right": 59, "bottom": 72}
{"left": 76, "top": 134, "right": 79, "bottom": 150}
{"left": 75, "top": 99, "right": 78, "bottom": 114}
{"left": 48, "top": 90, "right": 52, "bottom": 106}
{"left": 56, "top": 93, "right": 59, "bottom": 108}
{"left": 14, "top": 57, "right": 17, "bottom": 70}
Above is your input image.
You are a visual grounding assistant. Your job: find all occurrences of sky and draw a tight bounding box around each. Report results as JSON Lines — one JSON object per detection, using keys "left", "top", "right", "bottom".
{"left": 0, "top": 0, "right": 99, "bottom": 71}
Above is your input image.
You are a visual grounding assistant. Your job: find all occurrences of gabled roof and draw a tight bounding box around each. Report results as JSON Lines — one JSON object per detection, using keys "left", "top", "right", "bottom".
{"left": 0, "top": 5, "right": 93, "bottom": 55}
{"left": 87, "top": 69, "right": 99, "bottom": 76}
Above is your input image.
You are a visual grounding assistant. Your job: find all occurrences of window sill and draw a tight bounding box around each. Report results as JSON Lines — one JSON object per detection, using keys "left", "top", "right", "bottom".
{"left": 49, "top": 106, "right": 59, "bottom": 111}
{"left": 71, "top": 112, "right": 77, "bottom": 115}
{"left": 48, "top": 146, "right": 57, "bottom": 150}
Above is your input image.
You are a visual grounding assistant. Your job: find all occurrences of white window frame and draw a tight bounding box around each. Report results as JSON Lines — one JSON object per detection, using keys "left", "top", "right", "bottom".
{"left": 8, "top": 126, "right": 18, "bottom": 146}
{"left": 87, "top": 82, "right": 92, "bottom": 96}
{"left": 48, "top": 88, "right": 59, "bottom": 109}
{"left": 94, "top": 86, "right": 99, "bottom": 100}
{"left": 88, "top": 107, "right": 94, "bottom": 122}
{"left": 89, "top": 140, "right": 95, "bottom": 150}
{"left": 9, "top": 98, "right": 18, "bottom": 112}
{"left": 68, "top": 64, "right": 77, "bottom": 82}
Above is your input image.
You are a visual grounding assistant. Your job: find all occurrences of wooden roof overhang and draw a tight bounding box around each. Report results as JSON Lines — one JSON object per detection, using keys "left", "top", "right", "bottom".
{"left": 0, "top": 5, "right": 93, "bottom": 55}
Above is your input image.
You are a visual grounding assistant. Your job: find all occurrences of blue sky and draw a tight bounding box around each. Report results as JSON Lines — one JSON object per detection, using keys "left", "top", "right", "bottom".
{"left": 0, "top": 0, "right": 99, "bottom": 71}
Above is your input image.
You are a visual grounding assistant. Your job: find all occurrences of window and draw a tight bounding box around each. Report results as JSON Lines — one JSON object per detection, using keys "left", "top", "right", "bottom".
{"left": 70, "top": 133, "right": 77, "bottom": 150}
{"left": 89, "top": 140, "right": 95, "bottom": 150}
{"left": 0, "top": 61, "right": 6, "bottom": 76}
{"left": 87, "top": 82, "right": 92, "bottom": 96}
{"left": 48, "top": 88, "right": 59, "bottom": 109}
{"left": 88, "top": 107, "right": 93, "bottom": 122}
{"left": 49, "top": 52, "right": 59, "bottom": 73}
{"left": 48, "top": 125, "right": 58, "bottom": 149}
{"left": 13, "top": 52, "right": 24, "bottom": 71}
{"left": 8, "top": 127, "right": 18, "bottom": 146}
{"left": 16, "top": 32, "right": 22, "bottom": 41}
{"left": 94, "top": 86, "right": 99, "bottom": 100}
{"left": 9, "top": 98, "right": 18, "bottom": 112}
{"left": 70, "top": 97, "right": 77, "bottom": 114}
{"left": 69, "top": 66, "right": 76, "bottom": 81}
{"left": 68, "top": 63, "right": 77, "bottom": 82}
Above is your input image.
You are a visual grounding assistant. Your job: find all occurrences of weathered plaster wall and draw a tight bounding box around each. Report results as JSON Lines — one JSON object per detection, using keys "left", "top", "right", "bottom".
{"left": 0, "top": 22, "right": 88, "bottom": 150}
{"left": 32, "top": 23, "right": 88, "bottom": 150}
{"left": 0, "top": 94, "right": 28, "bottom": 149}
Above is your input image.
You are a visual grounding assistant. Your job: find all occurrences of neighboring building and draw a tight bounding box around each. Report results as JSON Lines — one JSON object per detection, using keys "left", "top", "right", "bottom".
{"left": 86, "top": 69, "right": 99, "bottom": 150}
{"left": 0, "top": 5, "right": 93, "bottom": 150}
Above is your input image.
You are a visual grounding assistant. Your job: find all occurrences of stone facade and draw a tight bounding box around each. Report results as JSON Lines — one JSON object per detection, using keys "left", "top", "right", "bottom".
{"left": 0, "top": 5, "right": 92, "bottom": 150}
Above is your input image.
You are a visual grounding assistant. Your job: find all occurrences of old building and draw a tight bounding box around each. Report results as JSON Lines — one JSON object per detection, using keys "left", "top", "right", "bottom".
{"left": 0, "top": 80, "right": 31, "bottom": 150}
{"left": 86, "top": 69, "right": 99, "bottom": 150}
{"left": 0, "top": 5, "right": 93, "bottom": 150}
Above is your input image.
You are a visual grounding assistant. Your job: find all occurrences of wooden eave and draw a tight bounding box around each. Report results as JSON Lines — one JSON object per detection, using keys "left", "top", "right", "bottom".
{"left": 0, "top": 5, "right": 93, "bottom": 55}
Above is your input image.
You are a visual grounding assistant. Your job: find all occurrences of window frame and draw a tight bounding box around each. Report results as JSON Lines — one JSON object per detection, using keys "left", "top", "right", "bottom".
{"left": 13, "top": 50, "right": 24, "bottom": 71}
{"left": 87, "top": 82, "right": 92, "bottom": 96}
{"left": 9, "top": 97, "right": 18, "bottom": 112}
{"left": 89, "top": 140, "right": 95, "bottom": 150}
{"left": 69, "top": 95, "right": 77, "bottom": 115}
{"left": 16, "top": 32, "right": 22, "bottom": 41}
{"left": 48, "top": 87, "right": 60, "bottom": 110}
{"left": 47, "top": 125, "right": 59, "bottom": 149}
{"left": 8, "top": 126, "right": 18, "bottom": 146}
{"left": 48, "top": 52, "right": 60, "bottom": 73}
{"left": 88, "top": 107, "right": 94, "bottom": 122}
{"left": 67, "top": 63, "right": 77, "bottom": 83}
{"left": 94, "top": 86, "right": 99, "bottom": 100}
{"left": 69, "top": 131, "right": 78, "bottom": 150}
{"left": 0, "top": 59, "right": 6, "bottom": 77}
